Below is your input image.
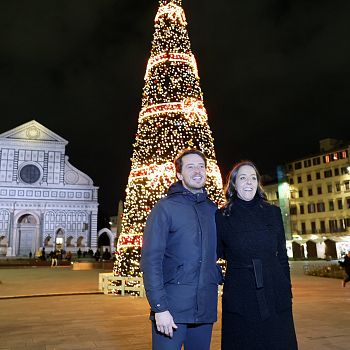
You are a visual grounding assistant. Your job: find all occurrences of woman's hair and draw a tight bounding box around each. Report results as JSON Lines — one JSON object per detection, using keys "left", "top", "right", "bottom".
{"left": 223, "top": 160, "right": 266, "bottom": 216}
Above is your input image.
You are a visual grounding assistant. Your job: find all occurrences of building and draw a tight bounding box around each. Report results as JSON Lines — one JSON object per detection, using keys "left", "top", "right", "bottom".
{"left": 276, "top": 139, "right": 350, "bottom": 259}
{"left": 0, "top": 120, "right": 99, "bottom": 257}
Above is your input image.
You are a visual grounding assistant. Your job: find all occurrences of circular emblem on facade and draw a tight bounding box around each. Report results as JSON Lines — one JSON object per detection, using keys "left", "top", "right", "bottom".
{"left": 26, "top": 126, "right": 41, "bottom": 139}
{"left": 19, "top": 164, "right": 41, "bottom": 184}
{"left": 65, "top": 170, "right": 79, "bottom": 184}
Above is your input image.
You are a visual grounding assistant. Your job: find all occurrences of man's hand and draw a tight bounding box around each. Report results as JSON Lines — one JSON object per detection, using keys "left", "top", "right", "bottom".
{"left": 155, "top": 310, "right": 178, "bottom": 338}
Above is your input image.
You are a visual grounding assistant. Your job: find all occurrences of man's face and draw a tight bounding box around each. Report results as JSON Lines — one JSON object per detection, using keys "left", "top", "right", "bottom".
{"left": 177, "top": 154, "right": 206, "bottom": 194}
{"left": 235, "top": 165, "right": 258, "bottom": 201}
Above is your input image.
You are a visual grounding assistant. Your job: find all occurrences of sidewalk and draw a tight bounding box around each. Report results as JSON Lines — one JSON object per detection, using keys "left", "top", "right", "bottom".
{"left": 0, "top": 262, "right": 350, "bottom": 349}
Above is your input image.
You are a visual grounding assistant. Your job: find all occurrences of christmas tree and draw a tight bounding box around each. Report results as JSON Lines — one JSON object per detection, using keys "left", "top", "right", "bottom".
{"left": 114, "top": 0, "right": 224, "bottom": 278}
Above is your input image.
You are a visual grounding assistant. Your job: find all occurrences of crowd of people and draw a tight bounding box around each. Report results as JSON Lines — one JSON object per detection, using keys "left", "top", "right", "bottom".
{"left": 30, "top": 247, "right": 114, "bottom": 266}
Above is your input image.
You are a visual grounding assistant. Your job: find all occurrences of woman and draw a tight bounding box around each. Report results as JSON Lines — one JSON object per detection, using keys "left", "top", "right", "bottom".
{"left": 215, "top": 161, "right": 298, "bottom": 350}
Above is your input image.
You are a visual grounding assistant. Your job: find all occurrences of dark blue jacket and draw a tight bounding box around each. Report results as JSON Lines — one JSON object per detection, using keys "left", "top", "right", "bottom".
{"left": 141, "top": 181, "right": 220, "bottom": 323}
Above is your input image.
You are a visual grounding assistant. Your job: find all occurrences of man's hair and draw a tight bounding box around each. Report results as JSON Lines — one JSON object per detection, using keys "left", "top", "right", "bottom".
{"left": 174, "top": 149, "right": 207, "bottom": 173}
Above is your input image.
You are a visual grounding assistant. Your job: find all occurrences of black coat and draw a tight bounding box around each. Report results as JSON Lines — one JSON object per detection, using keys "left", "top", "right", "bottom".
{"left": 216, "top": 196, "right": 298, "bottom": 350}
{"left": 141, "top": 181, "right": 221, "bottom": 323}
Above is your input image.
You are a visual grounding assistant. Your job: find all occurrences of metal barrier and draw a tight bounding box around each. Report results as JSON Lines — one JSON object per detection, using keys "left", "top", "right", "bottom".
{"left": 99, "top": 273, "right": 145, "bottom": 297}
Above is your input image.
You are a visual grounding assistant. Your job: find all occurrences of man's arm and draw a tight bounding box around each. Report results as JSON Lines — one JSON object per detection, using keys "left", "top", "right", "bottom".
{"left": 141, "top": 203, "right": 177, "bottom": 336}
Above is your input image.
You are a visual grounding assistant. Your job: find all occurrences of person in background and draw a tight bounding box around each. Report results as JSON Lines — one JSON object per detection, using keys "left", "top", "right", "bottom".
{"left": 141, "top": 149, "right": 222, "bottom": 350}
{"left": 339, "top": 250, "right": 350, "bottom": 287}
{"left": 215, "top": 160, "right": 298, "bottom": 350}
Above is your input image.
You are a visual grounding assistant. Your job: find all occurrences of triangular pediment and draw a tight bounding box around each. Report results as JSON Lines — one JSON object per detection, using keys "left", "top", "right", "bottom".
{"left": 0, "top": 120, "right": 68, "bottom": 144}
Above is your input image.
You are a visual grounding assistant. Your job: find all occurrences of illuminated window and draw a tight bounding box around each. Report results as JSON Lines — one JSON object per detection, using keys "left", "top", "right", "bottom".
{"left": 333, "top": 153, "right": 338, "bottom": 161}
{"left": 324, "top": 155, "right": 330, "bottom": 163}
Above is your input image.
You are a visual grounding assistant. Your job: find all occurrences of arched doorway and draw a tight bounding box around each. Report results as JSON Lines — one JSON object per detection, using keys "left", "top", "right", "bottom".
{"left": 306, "top": 241, "right": 318, "bottom": 259}
{"left": 55, "top": 229, "right": 65, "bottom": 251}
{"left": 324, "top": 239, "right": 337, "bottom": 259}
{"left": 292, "top": 241, "right": 305, "bottom": 259}
{"left": 17, "top": 214, "right": 39, "bottom": 256}
{"left": 98, "top": 232, "right": 111, "bottom": 252}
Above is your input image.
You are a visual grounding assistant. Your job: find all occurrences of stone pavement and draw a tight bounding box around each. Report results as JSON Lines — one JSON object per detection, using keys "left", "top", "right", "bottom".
{"left": 0, "top": 262, "right": 349, "bottom": 349}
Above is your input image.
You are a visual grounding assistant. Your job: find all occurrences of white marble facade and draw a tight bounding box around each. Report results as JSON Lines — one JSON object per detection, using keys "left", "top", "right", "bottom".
{"left": 0, "top": 120, "right": 99, "bottom": 257}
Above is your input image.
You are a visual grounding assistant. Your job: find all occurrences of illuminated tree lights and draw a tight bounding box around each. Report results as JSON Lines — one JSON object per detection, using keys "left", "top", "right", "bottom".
{"left": 114, "top": 0, "right": 224, "bottom": 280}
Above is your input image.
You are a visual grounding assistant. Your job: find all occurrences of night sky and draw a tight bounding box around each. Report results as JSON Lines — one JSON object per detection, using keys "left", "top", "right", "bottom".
{"left": 1, "top": 0, "right": 350, "bottom": 225}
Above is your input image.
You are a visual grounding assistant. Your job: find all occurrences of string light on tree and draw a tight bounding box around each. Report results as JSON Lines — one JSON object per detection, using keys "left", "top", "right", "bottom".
{"left": 114, "top": 0, "right": 224, "bottom": 281}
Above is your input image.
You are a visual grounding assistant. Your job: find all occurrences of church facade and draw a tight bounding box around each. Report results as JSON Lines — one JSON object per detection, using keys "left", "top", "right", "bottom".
{"left": 0, "top": 120, "right": 99, "bottom": 257}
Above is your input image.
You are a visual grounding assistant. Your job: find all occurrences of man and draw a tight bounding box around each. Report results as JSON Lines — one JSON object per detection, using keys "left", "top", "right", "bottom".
{"left": 141, "top": 149, "right": 222, "bottom": 350}
{"left": 339, "top": 251, "right": 350, "bottom": 287}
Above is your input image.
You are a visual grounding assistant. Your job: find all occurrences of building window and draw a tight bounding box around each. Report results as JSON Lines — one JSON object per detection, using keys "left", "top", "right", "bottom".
{"left": 329, "top": 200, "right": 334, "bottom": 211}
{"left": 327, "top": 184, "right": 332, "bottom": 193}
{"left": 346, "top": 218, "right": 350, "bottom": 228}
{"left": 308, "top": 188, "right": 313, "bottom": 196}
{"left": 300, "top": 205, "right": 304, "bottom": 214}
{"left": 317, "top": 186, "right": 322, "bottom": 195}
{"left": 341, "top": 167, "right": 348, "bottom": 175}
{"left": 320, "top": 220, "right": 326, "bottom": 233}
{"left": 308, "top": 203, "right": 315, "bottom": 213}
{"left": 297, "top": 176, "right": 302, "bottom": 183}
{"left": 304, "top": 159, "right": 311, "bottom": 168}
{"left": 301, "top": 223, "right": 306, "bottom": 234}
{"left": 295, "top": 162, "right": 302, "bottom": 170}
{"left": 344, "top": 180, "right": 350, "bottom": 191}
{"left": 289, "top": 178, "right": 294, "bottom": 185}
{"left": 334, "top": 168, "right": 339, "bottom": 176}
{"left": 316, "top": 172, "right": 321, "bottom": 180}
{"left": 324, "top": 169, "right": 332, "bottom": 178}
{"left": 298, "top": 190, "right": 303, "bottom": 198}
{"left": 317, "top": 202, "right": 325, "bottom": 212}
{"left": 338, "top": 199, "right": 343, "bottom": 210}
{"left": 307, "top": 174, "right": 312, "bottom": 181}
{"left": 290, "top": 206, "right": 297, "bottom": 215}
{"left": 311, "top": 222, "right": 317, "bottom": 234}
{"left": 313, "top": 157, "right": 321, "bottom": 165}
{"left": 324, "top": 155, "right": 330, "bottom": 163}
{"left": 347, "top": 198, "right": 350, "bottom": 209}
{"left": 335, "top": 182, "right": 341, "bottom": 192}
{"left": 329, "top": 220, "right": 338, "bottom": 233}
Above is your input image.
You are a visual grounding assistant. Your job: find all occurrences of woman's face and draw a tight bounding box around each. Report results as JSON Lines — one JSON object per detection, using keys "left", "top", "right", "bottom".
{"left": 235, "top": 165, "right": 258, "bottom": 201}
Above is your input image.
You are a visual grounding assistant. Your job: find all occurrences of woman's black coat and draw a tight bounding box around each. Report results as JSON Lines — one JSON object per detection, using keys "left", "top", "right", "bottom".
{"left": 216, "top": 197, "right": 298, "bottom": 349}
